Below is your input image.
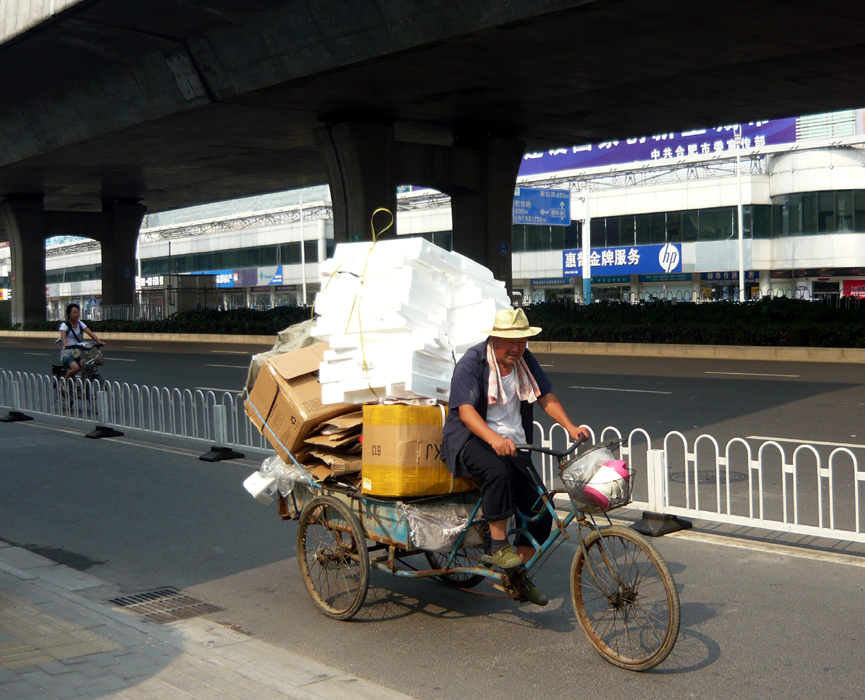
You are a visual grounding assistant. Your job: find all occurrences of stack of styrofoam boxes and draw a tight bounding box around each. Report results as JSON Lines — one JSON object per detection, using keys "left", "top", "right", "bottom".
{"left": 313, "top": 237, "right": 510, "bottom": 405}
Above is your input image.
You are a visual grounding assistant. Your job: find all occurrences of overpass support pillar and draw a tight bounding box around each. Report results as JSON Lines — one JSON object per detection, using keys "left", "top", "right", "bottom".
{"left": 449, "top": 134, "right": 524, "bottom": 298}
{"left": 314, "top": 120, "right": 397, "bottom": 243}
{"left": 100, "top": 200, "right": 147, "bottom": 307}
{"left": 0, "top": 196, "right": 47, "bottom": 327}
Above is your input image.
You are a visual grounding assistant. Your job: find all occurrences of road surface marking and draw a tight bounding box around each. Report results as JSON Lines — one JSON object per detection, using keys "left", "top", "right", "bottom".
{"left": 539, "top": 363, "right": 554, "bottom": 367}
{"left": 205, "top": 363, "right": 249, "bottom": 369}
{"left": 124, "top": 346, "right": 154, "bottom": 350}
{"left": 747, "top": 435, "right": 865, "bottom": 449}
{"left": 104, "top": 358, "right": 137, "bottom": 362}
{"left": 670, "top": 530, "right": 865, "bottom": 568}
{"left": 195, "top": 386, "right": 242, "bottom": 394}
{"left": 24, "top": 352, "right": 50, "bottom": 356}
{"left": 569, "top": 385, "right": 672, "bottom": 395}
{"left": 210, "top": 350, "right": 251, "bottom": 355}
{"left": 706, "top": 370, "right": 800, "bottom": 378}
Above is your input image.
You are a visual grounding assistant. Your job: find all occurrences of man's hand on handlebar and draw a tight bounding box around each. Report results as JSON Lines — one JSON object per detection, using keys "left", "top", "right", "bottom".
{"left": 489, "top": 434, "right": 517, "bottom": 457}
{"left": 568, "top": 425, "right": 591, "bottom": 443}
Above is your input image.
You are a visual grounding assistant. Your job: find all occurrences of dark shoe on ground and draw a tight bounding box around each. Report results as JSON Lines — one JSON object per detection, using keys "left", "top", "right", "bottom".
{"left": 482, "top": 545, "right": 523, "bottom": 570}
{"left": 520, "top": 580, "right": 549, "bottom": 606}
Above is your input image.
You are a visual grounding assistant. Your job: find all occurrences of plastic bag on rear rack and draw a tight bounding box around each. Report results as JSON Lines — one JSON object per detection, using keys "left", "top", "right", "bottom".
{"left": 243, "top": 454, "right": 315, "bottom": 505}
{"left": 400, "top": 502, "right": 485, "bottom": 553}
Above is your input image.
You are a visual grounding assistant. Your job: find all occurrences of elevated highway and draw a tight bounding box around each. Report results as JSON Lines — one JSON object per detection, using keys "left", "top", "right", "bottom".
{"left": 2, "top": 0, "right": 865, "bottom": 323}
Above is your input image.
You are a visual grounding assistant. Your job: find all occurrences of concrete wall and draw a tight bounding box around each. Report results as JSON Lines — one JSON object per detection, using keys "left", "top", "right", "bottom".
{"left": 0, "top": 0, "right": 82, "bottom": 43}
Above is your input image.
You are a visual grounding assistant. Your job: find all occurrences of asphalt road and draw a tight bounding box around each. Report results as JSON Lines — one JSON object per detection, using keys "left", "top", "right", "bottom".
{"left": 1, "top": 421, "right": 863, "bottom": 700}
{"left": 3, "top": 336, "right": 864, "bottom": 450}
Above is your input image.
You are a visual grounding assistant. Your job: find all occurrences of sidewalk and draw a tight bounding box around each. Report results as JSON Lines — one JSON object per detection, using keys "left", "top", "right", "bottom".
{"left": 0, "top": 542, "right": 415, "bottom": 700}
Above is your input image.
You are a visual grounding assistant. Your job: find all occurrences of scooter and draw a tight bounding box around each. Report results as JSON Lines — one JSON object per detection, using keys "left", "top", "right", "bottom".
{"left": 52, "top": 340, "right": 105, "bottom": 404}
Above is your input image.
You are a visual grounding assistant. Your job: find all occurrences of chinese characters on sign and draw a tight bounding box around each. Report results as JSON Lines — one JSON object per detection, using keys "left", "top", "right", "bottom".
{"left": 520, "top": 119, "right": 798, "bottom": 176}
{"left": 700, "top": 271, "right": 759, "bottom": 282}
{"left": 563, "top": 243, "right": 682, "bottom": 277}
{"left": 513, "top": 187, "right": 571, "bottom": 225}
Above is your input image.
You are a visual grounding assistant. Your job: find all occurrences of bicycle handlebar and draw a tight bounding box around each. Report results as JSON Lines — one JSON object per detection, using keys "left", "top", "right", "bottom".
{"left": 514, "top": 435, "right": 587, "bottom": 458}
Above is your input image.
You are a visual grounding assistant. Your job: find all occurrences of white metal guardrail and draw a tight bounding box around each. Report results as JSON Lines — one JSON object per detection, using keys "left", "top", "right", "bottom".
{"left": 0, "top": 369, "right": 271, "bottom": 452}
{"left": 2, "top": 369, "right": 863, "bottom": 543}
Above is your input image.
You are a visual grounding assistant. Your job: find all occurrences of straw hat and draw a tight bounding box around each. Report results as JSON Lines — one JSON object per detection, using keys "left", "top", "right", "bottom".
{"left": 484, "top": 308, "right": 542, "bottom": 338}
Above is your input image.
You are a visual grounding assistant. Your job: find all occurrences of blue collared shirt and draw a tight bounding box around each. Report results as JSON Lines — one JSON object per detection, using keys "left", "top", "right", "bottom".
{"left": 441, "top": 339, "right": 553, "bottom": 477}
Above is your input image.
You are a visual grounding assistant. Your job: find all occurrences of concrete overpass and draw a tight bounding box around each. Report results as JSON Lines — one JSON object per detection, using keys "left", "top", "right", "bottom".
{"left": 2, "top": 0, "right": 865, "bottom": 324}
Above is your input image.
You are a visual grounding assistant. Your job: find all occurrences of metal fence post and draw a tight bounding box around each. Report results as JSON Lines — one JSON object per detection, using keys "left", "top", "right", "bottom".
{"left": 85, "top": 390, "right": 124, "bottom": 439}
{"left": 632, "top": 448, "right": 693, "bottom": 537}
{"left": 1, "top": 380, "right": 34, "bottom": 423}
{"left": 200, "top": 404, "right": 245, "bottom": 462}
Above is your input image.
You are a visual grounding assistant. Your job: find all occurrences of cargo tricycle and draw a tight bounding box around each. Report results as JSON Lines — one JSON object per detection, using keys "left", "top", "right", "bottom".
{"left": 278, "top": 438, "right": 680, "bottom": 672}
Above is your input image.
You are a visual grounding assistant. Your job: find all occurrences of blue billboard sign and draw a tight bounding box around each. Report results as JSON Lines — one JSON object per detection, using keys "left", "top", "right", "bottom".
{"left": 513, "top": 187, "right": 570, "bottom": 226}
{"left": 521, "top": 118, "right": 798, "bottom": 177}
{"left": 563, "top": 243, "right": 682, "bottom": 277}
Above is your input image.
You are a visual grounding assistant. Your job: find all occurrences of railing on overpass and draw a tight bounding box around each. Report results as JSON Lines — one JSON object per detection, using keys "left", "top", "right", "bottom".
{"left": 2, "top": 369, "right": 863, "bottom": 544}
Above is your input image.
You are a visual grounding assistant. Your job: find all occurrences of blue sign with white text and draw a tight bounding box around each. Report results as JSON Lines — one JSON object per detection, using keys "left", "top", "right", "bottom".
{"left": 513, "top": 187, "right": 570, "bottom": 226}
{"left": 563, "top": 243, "right": 682, "bottom": 277}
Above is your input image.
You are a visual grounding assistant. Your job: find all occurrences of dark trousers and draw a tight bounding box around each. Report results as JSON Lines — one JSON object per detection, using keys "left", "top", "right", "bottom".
{"left": 459, "top": 438, "right": 552, "bottom": 548}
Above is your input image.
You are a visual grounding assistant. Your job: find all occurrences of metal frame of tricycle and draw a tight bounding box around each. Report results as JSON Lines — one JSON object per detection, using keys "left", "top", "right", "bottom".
{"left": 277, "top": 441, "right": 602, "bottom": 594}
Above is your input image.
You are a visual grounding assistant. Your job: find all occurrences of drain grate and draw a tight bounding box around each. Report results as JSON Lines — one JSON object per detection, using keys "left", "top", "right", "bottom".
{"left": 108, "top": 587, "right": 224, "bottom": 623}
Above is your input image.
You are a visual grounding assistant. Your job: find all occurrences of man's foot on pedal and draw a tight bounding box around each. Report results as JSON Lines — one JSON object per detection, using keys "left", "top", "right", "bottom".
{"left": 482, "top": 545, "right": 523, "bottom": 570}
{"left": 520, "top": 580, "right": 549, "bottom": 606}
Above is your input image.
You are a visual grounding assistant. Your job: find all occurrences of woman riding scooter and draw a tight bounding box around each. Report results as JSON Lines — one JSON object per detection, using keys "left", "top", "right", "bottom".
{"left": 59, "top": 303, "right": 105, "bottom": 386}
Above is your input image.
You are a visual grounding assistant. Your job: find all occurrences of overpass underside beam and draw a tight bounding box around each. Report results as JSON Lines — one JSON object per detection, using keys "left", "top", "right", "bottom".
{"left": 1, "top": 197, "right": 47, "bottom": 327}
{"left": 99, "top": 201, "right": 147, "bottom": 307}
{"left": 316, "top": 118, "right": 523, "bottom": 295}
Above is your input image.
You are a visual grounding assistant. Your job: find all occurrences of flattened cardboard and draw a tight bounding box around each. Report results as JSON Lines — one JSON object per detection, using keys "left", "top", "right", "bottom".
{"left": 244, "top": 343, "right": 355, "bottom": 460}
{"left": 306, "top": 447, "right": 363, "bottom": 475}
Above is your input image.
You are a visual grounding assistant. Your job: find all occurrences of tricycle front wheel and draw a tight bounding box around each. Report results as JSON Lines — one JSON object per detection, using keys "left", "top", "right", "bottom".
{"left": 297, "top": 496, "right": 369, "bottom": 620}
{"left": 571, "top": 525, "right": 680, "bottom": 671}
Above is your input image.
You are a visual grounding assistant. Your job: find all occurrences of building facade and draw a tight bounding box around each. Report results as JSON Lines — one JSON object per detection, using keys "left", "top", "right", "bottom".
{"left": 2, "top": 111, "right": 865, "bottom": 317}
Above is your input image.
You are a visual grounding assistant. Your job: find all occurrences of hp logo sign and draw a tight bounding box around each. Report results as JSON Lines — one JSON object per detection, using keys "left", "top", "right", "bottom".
{"left": 658, "top": 244, "right": 680, "bottom": 273}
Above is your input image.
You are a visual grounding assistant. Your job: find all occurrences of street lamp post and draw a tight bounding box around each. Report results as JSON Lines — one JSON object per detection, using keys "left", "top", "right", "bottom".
{"left": 735, "top": 125, "right": 745, "bottom": 301}
{"left": 581, "top": 185, "right": 591, "bottom": 305}
{"left": 299, "top": 195, "right": 307, "bottom": 305}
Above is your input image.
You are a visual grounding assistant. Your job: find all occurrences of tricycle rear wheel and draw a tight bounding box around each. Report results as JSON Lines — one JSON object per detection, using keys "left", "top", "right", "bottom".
{"left": 297, "top": 496, "right": 369, "bottom": 620}
{"left": 424, "top": 547, "right": 486, "bottom": 588}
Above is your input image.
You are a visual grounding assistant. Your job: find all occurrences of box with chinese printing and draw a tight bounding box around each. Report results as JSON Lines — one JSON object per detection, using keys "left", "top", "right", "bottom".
{"left": 244, "top": 343, "right": 356, "bottom": 461}
{"left": 361, "top": 403, "right": 475, "bottom": 498}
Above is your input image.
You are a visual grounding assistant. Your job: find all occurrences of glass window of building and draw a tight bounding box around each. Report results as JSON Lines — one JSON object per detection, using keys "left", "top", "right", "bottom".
{"left": 682, "top": 211, "right": 698, "bottom": 242}
{"left": 526, "top": 225, "right": 544, "bottom": 251}
{"left": 666, "top": 212, "right": 682, "bottom": 243}
{"left": 590, "top": 219, "right": 605, "bottom": 247}
{"left": 634, "top": 214, "right": 651, "bottom": 245}
{"left": 855, "top": 190, "right": 865, "bottom": 231}
{"left": 800, "top": 193, "right": 818, "bottom": 234}
{"left": 511, "top": 226, "right": 526, "bottom": 252}
{"left": 564, "top": 221, "right": 579, "bottom": 249}
{"left": 818, "top": 192, "right": 835, "bottom": 232}
{"left": 750, "top": 205, "right": 772, "bottom": 239}
{"left": 837, "top": 190, "right": 854, "bottom": 232}
{"left": 650, "top": 212, "right": 666, "bottom": 243}
{"left": 699, "top": 207, "right": 733, "bottom": 241}
{"left": 605, "top": 217, "right": 620, "bottom": 247}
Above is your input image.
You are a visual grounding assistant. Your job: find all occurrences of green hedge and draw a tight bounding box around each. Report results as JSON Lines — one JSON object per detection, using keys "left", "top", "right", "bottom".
{"left": 17, "top": 306, "right": 312, "bottom": 335}
{"left": 6, "top": 298, "right": 865, "bottom": 347}
{"left": 526, "top": 297, "right": 865, "bottom": 348}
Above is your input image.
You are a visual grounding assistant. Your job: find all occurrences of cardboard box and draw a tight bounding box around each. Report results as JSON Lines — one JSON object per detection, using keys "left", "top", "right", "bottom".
{"left": 245, "top": 343, "right": 356, "bottom": 461}
{"left": 361, "top": 403, "right": 475, "bottom": 497}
